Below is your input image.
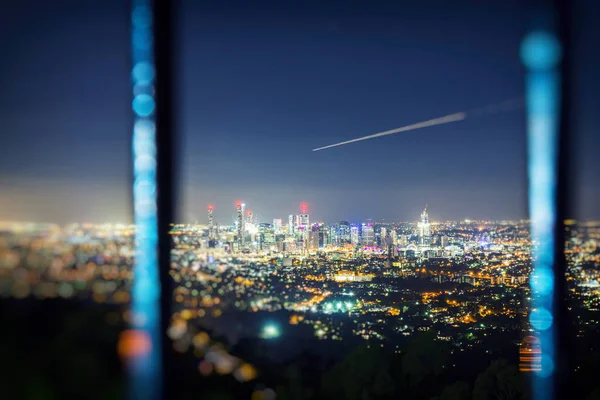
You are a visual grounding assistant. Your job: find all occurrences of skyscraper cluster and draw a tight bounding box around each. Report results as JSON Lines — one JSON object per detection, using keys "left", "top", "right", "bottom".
{"left": 204, "top": 202, "right": 440, "bottom": 256}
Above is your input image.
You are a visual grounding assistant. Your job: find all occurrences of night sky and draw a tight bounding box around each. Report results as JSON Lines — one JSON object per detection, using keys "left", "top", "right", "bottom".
{"left": 1, "top": 0, "right": 598, "bottom": 224}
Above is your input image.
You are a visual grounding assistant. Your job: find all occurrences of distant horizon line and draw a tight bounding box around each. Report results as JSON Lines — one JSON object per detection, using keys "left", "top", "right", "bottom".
{"left": 3, "top": 218, "right": 597, "bottom": 228}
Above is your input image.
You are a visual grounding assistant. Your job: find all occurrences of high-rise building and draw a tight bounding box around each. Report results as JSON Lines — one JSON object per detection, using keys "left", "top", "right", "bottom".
{"left": 339, "top": 221, "right": 351, "bottom": 243}
{"left": 298, "top": 203, "right": 309, "bottom": 230}
{"left": 258, "top": 223, "right": 275, "bottom": 250}
{"left": 386, "top": 236, "right": 394, "bottom": 268}
{"left": 390, "top": 230, "right": 398, "bottom": 245}
{"left": 441, "top": 235, "right": 449, "bottom": 247}
{"left": 381, "top": 227, "right": 387, "bottom": 240}
{"left": 236, "top": 202, "right": 245, "bottom": 249}
{"left": 288, "top": 215, "right": 295, "bottom": 235}
{"left": 351, "top": 226, "right": 359, "bottom": 245}
{"left": 273, "top": 219, "right": 282, "bottom": 234}
{"left": 299, "top": 214, "right": 309, "bottom": 229}
{"left": 308, "top": 226, "right": 320, "bottom": 251}
{"left": 207, "top": 204, "right": 214, "bottom": 239}
{"left": 418, "top": 205, "right": 431, "bottom": 246}
{"left": 362, "top": 223, "right": 375, "bottom": 246}
{"left": 400, "top": 234, "right": 409, "bottom": 247}
{"left": 319, "top": 225, "right": 329, "bottom": 247}
{"left": 241, "top": 203, "right": 246, "bottom": 233}
{"left": 246, "top": 210, "right": 254, "bottom": 226}
{"left": 329, "top": 225, "right": 339, "bottom": 244}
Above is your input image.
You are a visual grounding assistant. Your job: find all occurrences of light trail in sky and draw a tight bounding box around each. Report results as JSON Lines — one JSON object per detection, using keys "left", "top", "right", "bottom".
{"left": 312, "top": 97, "right": 523, "bottom": 152}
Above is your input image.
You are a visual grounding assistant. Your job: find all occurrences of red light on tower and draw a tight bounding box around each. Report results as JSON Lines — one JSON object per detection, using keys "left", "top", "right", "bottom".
{"left": 236, "top": 201, "right": 241, "bottom": 207}
{"left": 301, "top": 203, "right": 307, "bottom": 214}
{"left": 208, "top": 204, "right": 214, "bottom": 211}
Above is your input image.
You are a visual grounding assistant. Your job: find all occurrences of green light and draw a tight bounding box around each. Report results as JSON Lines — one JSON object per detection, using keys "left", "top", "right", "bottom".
{"left": 261, "top": 323, "right": 280, "bottom": 339}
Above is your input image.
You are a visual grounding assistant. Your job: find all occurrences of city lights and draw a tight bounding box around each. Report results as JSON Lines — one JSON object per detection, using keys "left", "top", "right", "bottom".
{"left": 3, "top": 205, "right": 599, "bottom": 397}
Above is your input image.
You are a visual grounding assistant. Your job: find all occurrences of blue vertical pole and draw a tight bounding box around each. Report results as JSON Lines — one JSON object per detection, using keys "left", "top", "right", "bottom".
{"left": 153, "top": 0, "right": 176, "bottom": 397}
{"left": 130, "top": 0, "right": 162, "bottom": 399}
{"left": 521, "top": 1, "right": 572, "bottom": 399}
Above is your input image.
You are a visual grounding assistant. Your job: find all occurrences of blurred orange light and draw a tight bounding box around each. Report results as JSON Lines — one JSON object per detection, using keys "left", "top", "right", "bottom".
{"left": 236, "top": 363, "right": 258, "bottom": 382}
{"left": 118, "top": 329, "right": 152, "bottom": 360}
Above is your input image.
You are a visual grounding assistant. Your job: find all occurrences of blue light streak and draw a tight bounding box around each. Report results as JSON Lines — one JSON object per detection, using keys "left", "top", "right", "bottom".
{"left": 130, "top": 0, "right": 162, "bottom": 398}
{"left": 521, "top": 30, "right": 562, "bottom": 396}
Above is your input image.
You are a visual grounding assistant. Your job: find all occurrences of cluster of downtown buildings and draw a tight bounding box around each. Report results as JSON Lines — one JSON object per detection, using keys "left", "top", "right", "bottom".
{"left": 193, "top": 202, "right": 454, "bottom": 258}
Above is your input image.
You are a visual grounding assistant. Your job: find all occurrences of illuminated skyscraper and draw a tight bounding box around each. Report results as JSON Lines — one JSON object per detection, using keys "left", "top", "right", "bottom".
{"left": 441, "top": 235, "right": 449, "bottom": 247}
{"left": 308, "top": 226, "right": 320, "bottom": 251}
{"left": 207, "top": 204, "right": 214, "bottom": 239}
{"left": 241, "top": 203, "right": 246, "bottom": 233}
{"left": 350, "top": 226, "right": 359, "bottom": 245}
{"left": 319, "top": 225, "right": 329, "bottom": 247}
{"left": 236, "top": 202, "right": 245, "bottom": 249}
{"left": 418, "top": 205, "right": 431, "bottom": 246}
{"left": 273, "top": 219, "right": 282, "bottom": 234}
{"left": 288, "top": 215, "right": 295, "bottom": 235}
{"left": 386, "top": 235, "right": 394, "bottom": 268}
{"left": 339, "top": 221, "right": 351, "bottom": 243}
{"left": 258, "top": 223, "right": 275, "bottom": 250}
{"left": 390, "top": 230, "right": 398, "bottom": 245}
{"left": 298, "top": 203, "right": 309, "bottom": 230}
{"left": 247, "top": 210, "right": 254, "bottom": 226}
{"left": 400, "top": 234, "right": 409, "bottom": 247}
{"left": 362, "top": 223, "right": 375, "bottom": 246}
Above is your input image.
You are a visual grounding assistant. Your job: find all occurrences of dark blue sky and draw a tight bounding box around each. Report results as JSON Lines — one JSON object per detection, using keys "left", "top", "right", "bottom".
{"left": 1, "top": 0, "right": 598, "bottom": 224}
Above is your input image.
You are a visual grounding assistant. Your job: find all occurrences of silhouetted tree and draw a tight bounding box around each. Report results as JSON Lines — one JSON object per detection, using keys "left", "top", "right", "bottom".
{"left": 399, "top": 330, "right": 449, "bottom": 397}
{"left": 472, "top": 359, "right": 524, "bottom": 400}
{"left": 435, "top": 381, "right": 471, "bottom": 400}
{"left": 276, "top": 363, "right": 314, "bottom": 400}
{"left": 588, "top": 387, "right": 600, "bottom": 400}
{"left": 321, "top": 343, "right": 394, "bottom": 400}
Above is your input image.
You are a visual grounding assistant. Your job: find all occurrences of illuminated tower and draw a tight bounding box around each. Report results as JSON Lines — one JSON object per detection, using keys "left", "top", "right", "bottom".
{"left": 386, "top": 235, "right": 394, "bottom": 268}
{"left": 208, "top": 204, "right": 214, "bottom": 239}
{"left": 350, "top": 226, "right": 359, "bottom": 245}
{"left": 273, "top": 219, "right": 282, "bottom": 234}
{"left": 441, "top": 235, "right": 449, "bottom": 247}
{"left": 419, "top": 205, "right": 431, "bottom": 246}
{"left": 297, "top": 204, "right": 310, "bottom": 254}
{"left": 400, "top": 234, "right": 409, "bottom": 247}
{"left": 339, "top": 221, "right": 350, "bottom": 243}
{"left": 288, "top": 215, "right": 295, "bottom": 235}
{"left": 362, "top": 223, "right": 375, "bottom": 246}
{"left": 241, "top": 203, "right": 246, "bottom": 234}
{"left": 236, "top": 202, "right": 245, "bottom": 249}
{"left": 390, "top": 230, "right": 398, "bottom": 245}
{"left": 298, "top": 203, "right": 309, "bottom": 229}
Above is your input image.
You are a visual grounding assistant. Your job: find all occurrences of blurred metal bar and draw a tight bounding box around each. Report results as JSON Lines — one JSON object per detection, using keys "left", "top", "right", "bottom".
{"left": 553, "top": 0, "right": 573, "bottom": 398}
{"left": 128, "top": 0, "right": 175, "bottom": 398}
{"left": 153, "top": 0, "right": 176, "bottom": 398}
{"left": 522, "top": 1, "right": 572, "bottom": 399}
{"left": 129, "top": 0, "right": 163, "bottom": 398}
